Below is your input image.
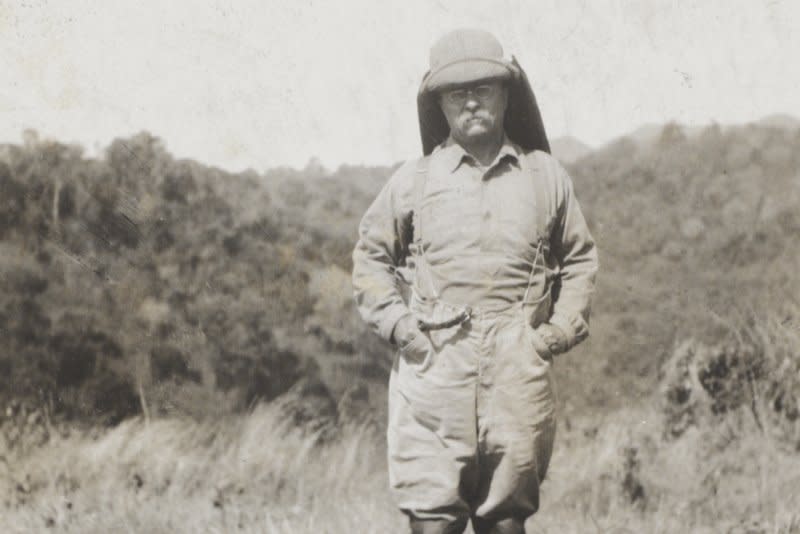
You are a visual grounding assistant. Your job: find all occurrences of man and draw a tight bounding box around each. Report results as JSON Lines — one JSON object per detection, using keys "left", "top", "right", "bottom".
{"left": 352, "top": 29, "right": 598, "bottom": 534}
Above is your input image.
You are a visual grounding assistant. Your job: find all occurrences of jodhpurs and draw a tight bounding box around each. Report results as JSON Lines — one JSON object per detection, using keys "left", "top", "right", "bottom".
{"left": 388, "top": 296, "right": 557, "bottom": 527}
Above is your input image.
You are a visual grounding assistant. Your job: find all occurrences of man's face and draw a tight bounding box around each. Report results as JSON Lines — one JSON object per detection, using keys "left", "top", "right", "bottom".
{"left": 438, "top": 80, "right": 508, "bottom": 145}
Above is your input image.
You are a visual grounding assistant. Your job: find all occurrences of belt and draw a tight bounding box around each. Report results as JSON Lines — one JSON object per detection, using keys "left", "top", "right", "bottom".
{"left": 417, "top": 306, "right": 472, "bottom": 332}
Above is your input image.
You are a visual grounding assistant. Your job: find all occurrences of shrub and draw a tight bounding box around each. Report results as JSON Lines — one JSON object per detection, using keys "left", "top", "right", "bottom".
{"left": 661, "top": 313, "right": 800, "bottom": 450}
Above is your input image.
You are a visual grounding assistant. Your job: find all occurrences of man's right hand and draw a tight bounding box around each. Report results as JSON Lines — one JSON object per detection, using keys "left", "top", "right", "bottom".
{"left": 392, "top": 314, "right": 434, "bottom": 368}
{"left": 392, "top": 314, "right": 423, "bottom": 347}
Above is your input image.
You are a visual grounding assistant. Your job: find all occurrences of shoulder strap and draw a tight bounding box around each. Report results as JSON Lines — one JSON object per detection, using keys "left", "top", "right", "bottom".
{"left": 525, "top": 150, "right": 563, "bottom": 306}
{"left": 412, "top": 155, "right": 430, "bottom": 245}
{"left": 525, "top": 150, "right": 551, "bottom": 240}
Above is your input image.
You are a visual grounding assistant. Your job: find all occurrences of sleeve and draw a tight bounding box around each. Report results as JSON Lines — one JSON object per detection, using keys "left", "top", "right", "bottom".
{"left": 539, "top": 159, "right": 599, "bottom": 351}
{"left": 351, "top": 163, "right": 415, "bottom": 344}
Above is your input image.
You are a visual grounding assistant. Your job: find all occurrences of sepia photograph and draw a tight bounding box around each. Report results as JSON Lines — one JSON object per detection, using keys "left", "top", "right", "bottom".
{"left": 1, "top": 1, "right": 799, "bottom": 532}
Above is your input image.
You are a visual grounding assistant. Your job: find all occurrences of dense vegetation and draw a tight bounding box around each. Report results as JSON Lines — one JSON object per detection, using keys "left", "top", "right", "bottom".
{"left": 1, "top": 119, "right": 799, "bottom": 427}
{"left": 0, "top": 131, "right": 390, "bottom": 426}
{"left": 1, "top": 119, "right": 799, "bottom": 531}
{"left": 562, "top": 119, "right": 800, "bottom": 413}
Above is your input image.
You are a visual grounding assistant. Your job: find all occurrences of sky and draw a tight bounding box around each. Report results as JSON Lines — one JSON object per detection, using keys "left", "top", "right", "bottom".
{"left": 2, "top": 0, "right": 799, "bottom": 172}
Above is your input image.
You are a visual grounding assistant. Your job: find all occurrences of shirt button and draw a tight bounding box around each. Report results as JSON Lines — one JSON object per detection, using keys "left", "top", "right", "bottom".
{"left": 483, "top": 211, "right": 491, "bottom": 220}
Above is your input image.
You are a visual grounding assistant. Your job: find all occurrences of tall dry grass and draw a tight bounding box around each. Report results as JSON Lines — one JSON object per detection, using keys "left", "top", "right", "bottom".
{"left": 0, "top": 405, "right": 800, "bottom": 534}
{"left": 2, "top": 312, "right": 798, "bottom": 533}
{"left": 3, "top": 401, "right": 798, "bottom": 533}
{"left": 1, "top": 406, "right": 401, "bottom": 533}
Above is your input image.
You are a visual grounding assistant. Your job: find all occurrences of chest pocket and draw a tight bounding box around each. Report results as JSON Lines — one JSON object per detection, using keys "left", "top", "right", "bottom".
{"left": 419, "top": 180, "right": 470, "bottom": 241}
{"left": 411, "top": 157, "right": 470, "bottom": 251}
{"left": 488, "top": 173, "right": 545, "bottom": 256}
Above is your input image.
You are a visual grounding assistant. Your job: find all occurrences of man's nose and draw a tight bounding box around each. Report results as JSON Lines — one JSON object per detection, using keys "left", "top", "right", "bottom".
{"left": 464, "top": 96, "right": 480, "bottom": 110}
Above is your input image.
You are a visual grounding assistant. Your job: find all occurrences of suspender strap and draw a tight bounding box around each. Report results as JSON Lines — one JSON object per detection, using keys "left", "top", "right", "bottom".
{"left": 412, "top": 156, "right": 441, "bottom": 300}
{"left": 526, "top": 151, "right": 551, "bottom": 241}
{"left": 412, "top": 156, "right": 429, "bottom": 246}
{"left": 522, "top": 240, "right": 544, "bottom": 303}
{"left": 521, "top": 150, "right": 554, "bottom": 303}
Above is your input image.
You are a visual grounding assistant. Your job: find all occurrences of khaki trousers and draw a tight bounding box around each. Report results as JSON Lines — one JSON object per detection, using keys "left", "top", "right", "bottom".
{"left": 388, "top": 298, "right": 557, "bottom": 530}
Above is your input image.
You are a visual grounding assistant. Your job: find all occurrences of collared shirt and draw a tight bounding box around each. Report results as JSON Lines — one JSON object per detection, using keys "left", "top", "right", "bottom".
{"left": 352, "top": 136, "right": 598, "bottom": 347}
{"left": 416, "top": 136, "right": 540, "bottom": 307}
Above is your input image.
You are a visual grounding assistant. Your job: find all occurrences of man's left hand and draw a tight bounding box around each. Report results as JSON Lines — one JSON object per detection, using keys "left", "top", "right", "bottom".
{"left": 529, "top": 323, "right": 569, "bottom": 361}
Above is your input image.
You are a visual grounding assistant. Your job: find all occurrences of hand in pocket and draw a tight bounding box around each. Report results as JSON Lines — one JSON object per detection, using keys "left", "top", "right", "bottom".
{"left": 526, "top": 324, "right": 555, "bottom": 363}
{"left": 400, "top": 330, "right": 435, "bottom": 373}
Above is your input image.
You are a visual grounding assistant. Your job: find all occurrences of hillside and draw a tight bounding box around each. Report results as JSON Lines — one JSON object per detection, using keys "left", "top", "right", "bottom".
{"left": 0, "top": 119, "right": 798, "bottom": 425}
{"left": 550, "top": 136, "right": 592, "bottom": 164}
{"left": 559, "top": 120, "right": 800, "bottom": 412}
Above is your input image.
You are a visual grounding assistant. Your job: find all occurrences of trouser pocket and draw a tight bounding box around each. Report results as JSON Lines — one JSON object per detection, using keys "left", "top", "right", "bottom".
{"left": 523, "top": 322, "right": 554, "bottom": 365}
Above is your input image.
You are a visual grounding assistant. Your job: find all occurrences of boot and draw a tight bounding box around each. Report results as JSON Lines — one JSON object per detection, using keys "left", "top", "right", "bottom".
{"left": 409, "top": 517, "right": 469, "bottom": 534}
{"left": 471, "top": 517, "right": 525, "bottom": 534}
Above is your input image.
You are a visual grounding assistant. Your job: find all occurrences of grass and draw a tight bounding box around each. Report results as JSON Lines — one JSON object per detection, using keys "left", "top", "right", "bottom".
{"left": 2, "top": 313, "right": 799, "bottom": 533}
{"left": 2, "top": 399, "right": 798, "bottom": 533}
{"left": 1, "top": 406, "right": 401, "bottom": 533}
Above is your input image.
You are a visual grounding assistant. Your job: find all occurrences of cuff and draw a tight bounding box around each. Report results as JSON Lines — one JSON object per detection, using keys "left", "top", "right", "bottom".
{"left": 380, "top": 307, "right": 413, "bottom": 345}
{"left": 548, "top": 312, "right": 583, "bottom": 350}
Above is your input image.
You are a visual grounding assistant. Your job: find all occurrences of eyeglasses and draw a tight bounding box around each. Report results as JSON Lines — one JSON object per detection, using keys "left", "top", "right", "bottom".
{"left": 441, "top": 84, "right": 499, "bottom": 105}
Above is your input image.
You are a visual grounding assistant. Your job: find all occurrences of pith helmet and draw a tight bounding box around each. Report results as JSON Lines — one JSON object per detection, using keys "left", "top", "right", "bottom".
{"left": 417, "top": 28, "right": 551, "bottom": 156}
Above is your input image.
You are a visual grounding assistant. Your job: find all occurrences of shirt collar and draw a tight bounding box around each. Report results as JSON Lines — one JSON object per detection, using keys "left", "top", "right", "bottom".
{"left": 436, "top": 134, "right": 521, "bottom": 173}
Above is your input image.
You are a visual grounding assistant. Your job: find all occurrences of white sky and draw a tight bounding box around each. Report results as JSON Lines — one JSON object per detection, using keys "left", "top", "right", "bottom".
{"left": 1, "top": 0, "right": 799, "bottom": 171}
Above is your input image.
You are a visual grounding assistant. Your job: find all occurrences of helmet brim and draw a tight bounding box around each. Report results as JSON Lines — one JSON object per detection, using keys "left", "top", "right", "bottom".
{"left": 421, "top": 59, "right": 515, "bottom": 93}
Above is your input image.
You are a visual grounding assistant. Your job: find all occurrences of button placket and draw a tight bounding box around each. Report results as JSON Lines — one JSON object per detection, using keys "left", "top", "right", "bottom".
{"left": 478, "top": 169, "right": 491, "bottom": 252}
